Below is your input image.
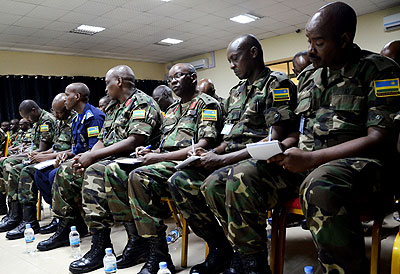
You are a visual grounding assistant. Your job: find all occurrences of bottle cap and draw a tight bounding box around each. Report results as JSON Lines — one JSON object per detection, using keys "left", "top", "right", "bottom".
{"left": 304, "top": 266, "right": 313, "bottom": 273}
{"left": 166, "top": 236, "right": 172, "bottom": 243}
{"left": 159, "top": 261, "right": 167, "bottom": 269}
{"left": 71, "top": 226, "right": 76, "bottom": 231}
{"left": 105, "top": 248, "right": 113, "bottom": 254}
{"left": 25, "top": 223, "right": 31, "bottom": 229}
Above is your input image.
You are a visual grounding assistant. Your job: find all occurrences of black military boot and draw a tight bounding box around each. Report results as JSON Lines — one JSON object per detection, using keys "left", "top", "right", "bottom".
{"left": 69, "top": 228, "right": 113, "bottom": 274}
{"left": 6, "top": 205, "right": 40, "bottom": 239}
{"left": 190, "top": 236, "right": 233, "bottom": 274}
{"left": 0, "top": 200, "right": 22, "bottom": 232}
{"left": 37, "top": 216, "right": 87, "bottom": 251}
{"left": 0, "top": 192, "right": 7, "bottom": 215}
{"left": 39, "top": 217, "right": 59, "bottom": 234}
{"left": 224, "top": 251, "right": 271, "bottom": 274}
{"left": 116, "top": 222, "right": 149, "bottom": 269}
{"left": 138, "top": 235, "right": 175, "bottom": 274}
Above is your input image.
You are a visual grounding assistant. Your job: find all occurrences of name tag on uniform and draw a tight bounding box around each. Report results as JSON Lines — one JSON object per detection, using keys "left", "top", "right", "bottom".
{"left": 374, "top": 78, "right": 400, "bottom": 97}
{"left": 40, "top": 124, "right": 49, "bottom": 132}
{"left": 202, "top": 109, "right": 217, "bottom": 121}
{"left": 132, "top": 110, "right": 146, "bottom": 119}
{"left": 87, "top": 126, "right": 100, "bottom": 137}
{"left": 221, "top": 124, "right": 234, "bottom": 135}
{"left": 272, "top": 88, "right": 290, "bottom": 101}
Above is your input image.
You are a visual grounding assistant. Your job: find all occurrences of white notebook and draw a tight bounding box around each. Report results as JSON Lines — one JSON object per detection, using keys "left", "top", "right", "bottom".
{"left": 33, "top": 159, "right": 57, "bottom": 170}
{"left": 246, "top": 140, "right": 283, "bottom": 160}
{"left": 175, "top": 156, "right": 201, "bottom": 170}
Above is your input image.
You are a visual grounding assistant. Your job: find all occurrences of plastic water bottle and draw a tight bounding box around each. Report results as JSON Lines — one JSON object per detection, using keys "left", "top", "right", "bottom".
{"left": 103, "top": 248, "right": 117, "bottom": 273}
{"left": 69, "top": 226, "right": 82, "bottom": 259}
{"left": 304, "top": 266, "right": 314, "bottom": 274}
{"left": 266, "top": 218, "right": 272, "bottom": 263}
{"left": 157, "top": 262, "right": 171, "bottom": 274}
{"left": 24, "top": 223, "right": 35, "bottom": 254}
{"left": 166, "top": 227, "right": 182, "bottom": 244}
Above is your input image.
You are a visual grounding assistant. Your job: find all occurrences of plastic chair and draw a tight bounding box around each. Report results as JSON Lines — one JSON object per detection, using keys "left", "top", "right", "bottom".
{"left": 270, "top": 198, "right": 384, "bottom": 274}
{"left": 391, "top": 226, "right": 400, "bottom": 273}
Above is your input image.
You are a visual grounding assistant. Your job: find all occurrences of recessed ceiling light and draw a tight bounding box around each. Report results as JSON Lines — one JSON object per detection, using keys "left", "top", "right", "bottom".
{"left": 161, "top": 0, "right": 171, "bottom": 2}
{"left": 159, "top": 38, "right": 183, "bottom": 45}
{"left": 70, "top": 24, "right": 105, "bottom": 35}
{"left": 230, "top": 13, "right": 259, "bottom": 24}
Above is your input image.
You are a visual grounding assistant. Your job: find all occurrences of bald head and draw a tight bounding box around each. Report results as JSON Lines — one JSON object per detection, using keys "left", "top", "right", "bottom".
{"left": 106, "top": 65, "right": 135, "bottom": 89}
{"left": 152, "top": 85, "right": 174, "bottom": 112}
{"left": 19, "top": 100, "right": 41, "bottom": 123}
{"left": 198, "top": 78, "right": 216, "bottom": 97}
{"left": 228, "top": 34, "right": 263, "bottom": 62}
{"left": 66, "top": 83, "right": 90, "bottom": 103}
{"left": 99, "top": 96, "right": 111, "bottom": 113}
{"left": 292, "top": 51, "right": 311, "bottom": 76}
{"left": 52, "top": 93, "right": 70, "bottom": 120}
{"left": 308, "top": 2, "right": 357, "bottom": 41}
{"left": 381, "top": 40, "right": 400, "bottom": 65}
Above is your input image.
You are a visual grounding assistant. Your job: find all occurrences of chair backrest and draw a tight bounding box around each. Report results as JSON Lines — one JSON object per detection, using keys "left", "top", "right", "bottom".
{"left": 3, "top": 131, "right": 10, "bottom": 157}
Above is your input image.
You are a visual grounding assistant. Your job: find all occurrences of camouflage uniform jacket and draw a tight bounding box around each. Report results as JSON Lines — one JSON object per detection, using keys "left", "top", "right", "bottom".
{"left": 11, "top": 129, "right": 25, "bottom": 146}
{"left": 9, "top": 131, "right": 18, "bottom": 144}
{"left": 30, "top": 109, "right": 57, "bottom": 150}
{"left": 223, "top": 66, "right": 297, "bottom": 153}
{"left": 296, "top": 44, "right": 400, "bottom": 161}
{"left": 51, "top": 111, "right": 76, "bottom": 152}
{"left": 0, "top": 128, "right": 7, "bottom": 156}
{"left": 98, "top": 89, "right": 163, "bottom": 148}
{"left": 160, "top": 92, "right": 222, "bottom": 152}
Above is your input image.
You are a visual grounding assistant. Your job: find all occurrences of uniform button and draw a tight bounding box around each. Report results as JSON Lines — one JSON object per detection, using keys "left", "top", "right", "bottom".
{"left": 375, "top": 114, "right": 381, "bottom": 119}
{"left": 274, "top": 114, "right": 279, "bottom": 118}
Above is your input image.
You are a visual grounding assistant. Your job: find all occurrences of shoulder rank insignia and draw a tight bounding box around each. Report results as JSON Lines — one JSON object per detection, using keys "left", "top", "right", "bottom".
{"left": 190, "top": 101, "right": 197, "bottom": 110}
{"left": 272, "top": 88, "right": 290, "bottom": 101}
{"left": 132, "top": 109, "right": 146, "bottom": 119}
{"left": 85, "top": 110, "right": 94, "bottom": 120}
{"left": 161, "top": 111, "right": 166, "bottom": 118}
{"left": 202, "top": 109, "right": 218, "bottom": 121}
{"left": 40, "top": 124, "right": 49, "bottom": 132}
{"left": 87, "top": 126, "right": 100, "bottom": 137}
{"left": 374, "top": 78, "right": 400, "bottom": 97}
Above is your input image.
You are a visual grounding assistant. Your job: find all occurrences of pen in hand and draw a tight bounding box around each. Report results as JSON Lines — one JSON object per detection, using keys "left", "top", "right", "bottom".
{"left": 268, "top": 126, "right": 273, "bottom": 142}
{"left": 131, "top": 144, "right": 152, "bottom": 157}
{"left": 191, "top": 138, "right": 195, "bottom": 155}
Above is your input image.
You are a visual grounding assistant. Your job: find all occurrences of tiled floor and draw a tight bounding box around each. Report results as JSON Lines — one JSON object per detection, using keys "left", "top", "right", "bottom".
{"left": 0, "top": 206, "right": 398, "bottom": 274}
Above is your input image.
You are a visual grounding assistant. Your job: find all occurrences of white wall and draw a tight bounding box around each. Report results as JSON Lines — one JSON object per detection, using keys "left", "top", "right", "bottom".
{"left": 169, "top": 5, "right": 400, "bottom": 98}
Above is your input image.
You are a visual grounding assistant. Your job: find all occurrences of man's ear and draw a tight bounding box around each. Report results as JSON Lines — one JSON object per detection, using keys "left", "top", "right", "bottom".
{"left": 116, "top": 77, "right": 123, "bottom": 87}
{"left": 339, "top": 32, "right": 352, "bottom": 49}
{"left": 250, "top": 46, "right": 258, "bottom": 59}
{"left": 191, "top": 73, "right": 197, "bottom": 85}
{"left": 75, "top": 92, "right": 81, "bottom": 101}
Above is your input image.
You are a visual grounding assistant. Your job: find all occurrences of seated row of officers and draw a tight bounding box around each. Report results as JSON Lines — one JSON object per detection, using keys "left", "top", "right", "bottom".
{"left": 1, "top": 2, "right": 400, "bottom": 274}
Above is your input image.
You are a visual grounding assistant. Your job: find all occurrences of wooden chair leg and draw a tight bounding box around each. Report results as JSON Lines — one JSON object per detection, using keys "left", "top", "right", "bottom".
{"left": 391, "top": 227, "right": 400, "bottom": 274}
{"left": 166, "top": 200, "right": 182, "bottom": 228}
{"left": 181, "top": 214, "right": 188, "bottom": 268}
{"left": 270, "top": 209, "right": 280, "bottom": 273}
{"left": 370, "top": 217, "right": 383, "bottom": 274}
{"left": 37, "top": 191, "right": 42, "bottom": 221}
{"left": 275, "top": 208, "right": 288, "bottom": 274}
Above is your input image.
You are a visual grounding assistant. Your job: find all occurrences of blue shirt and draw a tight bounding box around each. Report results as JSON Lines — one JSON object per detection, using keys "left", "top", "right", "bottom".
{"left": 72, "top": 103, "right": 105, "bottom": 155}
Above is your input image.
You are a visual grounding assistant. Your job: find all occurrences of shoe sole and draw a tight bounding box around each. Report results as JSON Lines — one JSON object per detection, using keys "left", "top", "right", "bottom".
{"left": 37, "top": 240, "right": 69, "bottom": 251}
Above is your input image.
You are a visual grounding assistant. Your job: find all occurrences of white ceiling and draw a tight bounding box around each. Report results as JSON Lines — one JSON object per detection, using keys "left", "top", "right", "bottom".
{"left": 0, "top": 0, "right": 397, "bottom": 63}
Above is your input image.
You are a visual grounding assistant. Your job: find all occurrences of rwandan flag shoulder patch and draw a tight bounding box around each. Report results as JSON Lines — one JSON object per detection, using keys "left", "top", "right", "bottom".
{"left": 87, "top": 126, "right": 100, "bottom": 137}
{"left": 132, "top": 109, "right": 146, "bottom": 119}
{"left": 374, "top": 78, "right": 400, "bottom": 97}
{"left": 40, "top": 124, "right": 49, "bottom": 132}
{"left": 272, "top": 88, "right": 290, "bottom": 101}
{"left": 202, "top": 109, "right": 217, "bottom": 121}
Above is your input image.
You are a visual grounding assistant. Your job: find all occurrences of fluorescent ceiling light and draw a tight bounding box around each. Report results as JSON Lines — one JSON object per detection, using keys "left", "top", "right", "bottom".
{"left": 71, "top": 24, "right": 105, "bottom": 35}
{"left": 230, "top": 13, "right": 259, "bottom": 24}
{"left": 161, "top": 0, "right": 171, "bottom": 2}
{"left": 159, "top": 38, "right": 183, "bottom": 45}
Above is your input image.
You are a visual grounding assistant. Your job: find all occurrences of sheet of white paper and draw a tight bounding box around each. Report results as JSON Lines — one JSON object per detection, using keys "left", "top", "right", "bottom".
{"left": 175, "top": 156, "right": 201, "bottom": 170}
{"left": 115, "top": 158, "right": 143, "bottom": 165}
{"left": 246, "top": 140, "right": 283, "bottom": 160}
{"left": 33, "top": 159, "right": 57, "bottom": 170}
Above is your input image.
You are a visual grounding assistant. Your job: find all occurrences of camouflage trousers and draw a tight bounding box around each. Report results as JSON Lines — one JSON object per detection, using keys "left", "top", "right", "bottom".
{"left": 2, "top": 155, "right": 27, "bottom": 201}
{"left": 18, "top": 165, "right": 38, "bottom": 206}
{"left": 128, "top": 161, "right": 176, "bottom": 237}
{"left": 201, "top": 158, "right": 303, "bottom": 254}
{"left": 300, "top": 158, "right": 389, "bottom": 274}
{"left": 0, "top": 158, "right": 6, "bottom": 195}
{"left": 103, "top": 161, "right": 138, "bottom": 223}
{"left": 52, "top": 161, "right": 84, "bottom": 220}
{"left": 169, "top": 167, "right": 227, "bottom": 242}
{"left": 82, "top": 159, "right": 115, "bottom": 231}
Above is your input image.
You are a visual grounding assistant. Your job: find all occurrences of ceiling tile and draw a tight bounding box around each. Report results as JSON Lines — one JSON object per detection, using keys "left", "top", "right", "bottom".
{"left": 0, "top": 0, "right": 36, "bottom": 15}
{"left": 26, "top": 6, "right": 68, "bottom": 20}
{"left": 0, "top": 12, "right": 22, "bottom": 25}
{"left": 147, "top": 3, "right": 188, "bottom": 16}
{"left": 13, "top": 17, "right": 50, "bottom": 28}
{"left": 40, "top": 0, "right": 88, "bottom": 10}
{"left": 58, "top": 11, "right": 97, "bottom": 24}
{"left": 73, "top": 1, "right": 116, "bottom": 16}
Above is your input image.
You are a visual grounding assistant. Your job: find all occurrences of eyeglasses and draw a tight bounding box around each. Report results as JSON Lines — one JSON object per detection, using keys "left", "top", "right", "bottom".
{"left": 167, "top": 72, "right": 192, "bottom": 83}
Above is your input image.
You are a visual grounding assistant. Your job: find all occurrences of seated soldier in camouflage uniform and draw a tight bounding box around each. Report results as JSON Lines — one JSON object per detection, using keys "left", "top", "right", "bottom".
{"left": 7, "top": 119, "right": 19, "bottom": 146}
{"left": 5, "top": 93, "right": 75, "bottom": 239}
{"left": 38, "top": 65, "right": 163, "bottom": 274}
{"left": 0, "top": 100, "right": 56, "bottom": 233}
{"left": 203, "top": 3, "right": 400, "bottom": 273}
{"left": 1, "top": 121, "right": 10, "bottom": 135}
{"left": 168, "top": 35, "right": 297, "bottom": 274}
{"left": 103, "top": 63, "right": 222, "bottom": 274}
{"left": 0, "top": 128, "right": 7, "bottom": 215}
{"left": 0, "top": 119, "right": 31, "bottom": 215}
{"left": 198, "top": 78, "right": 226, "bottom": 117}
